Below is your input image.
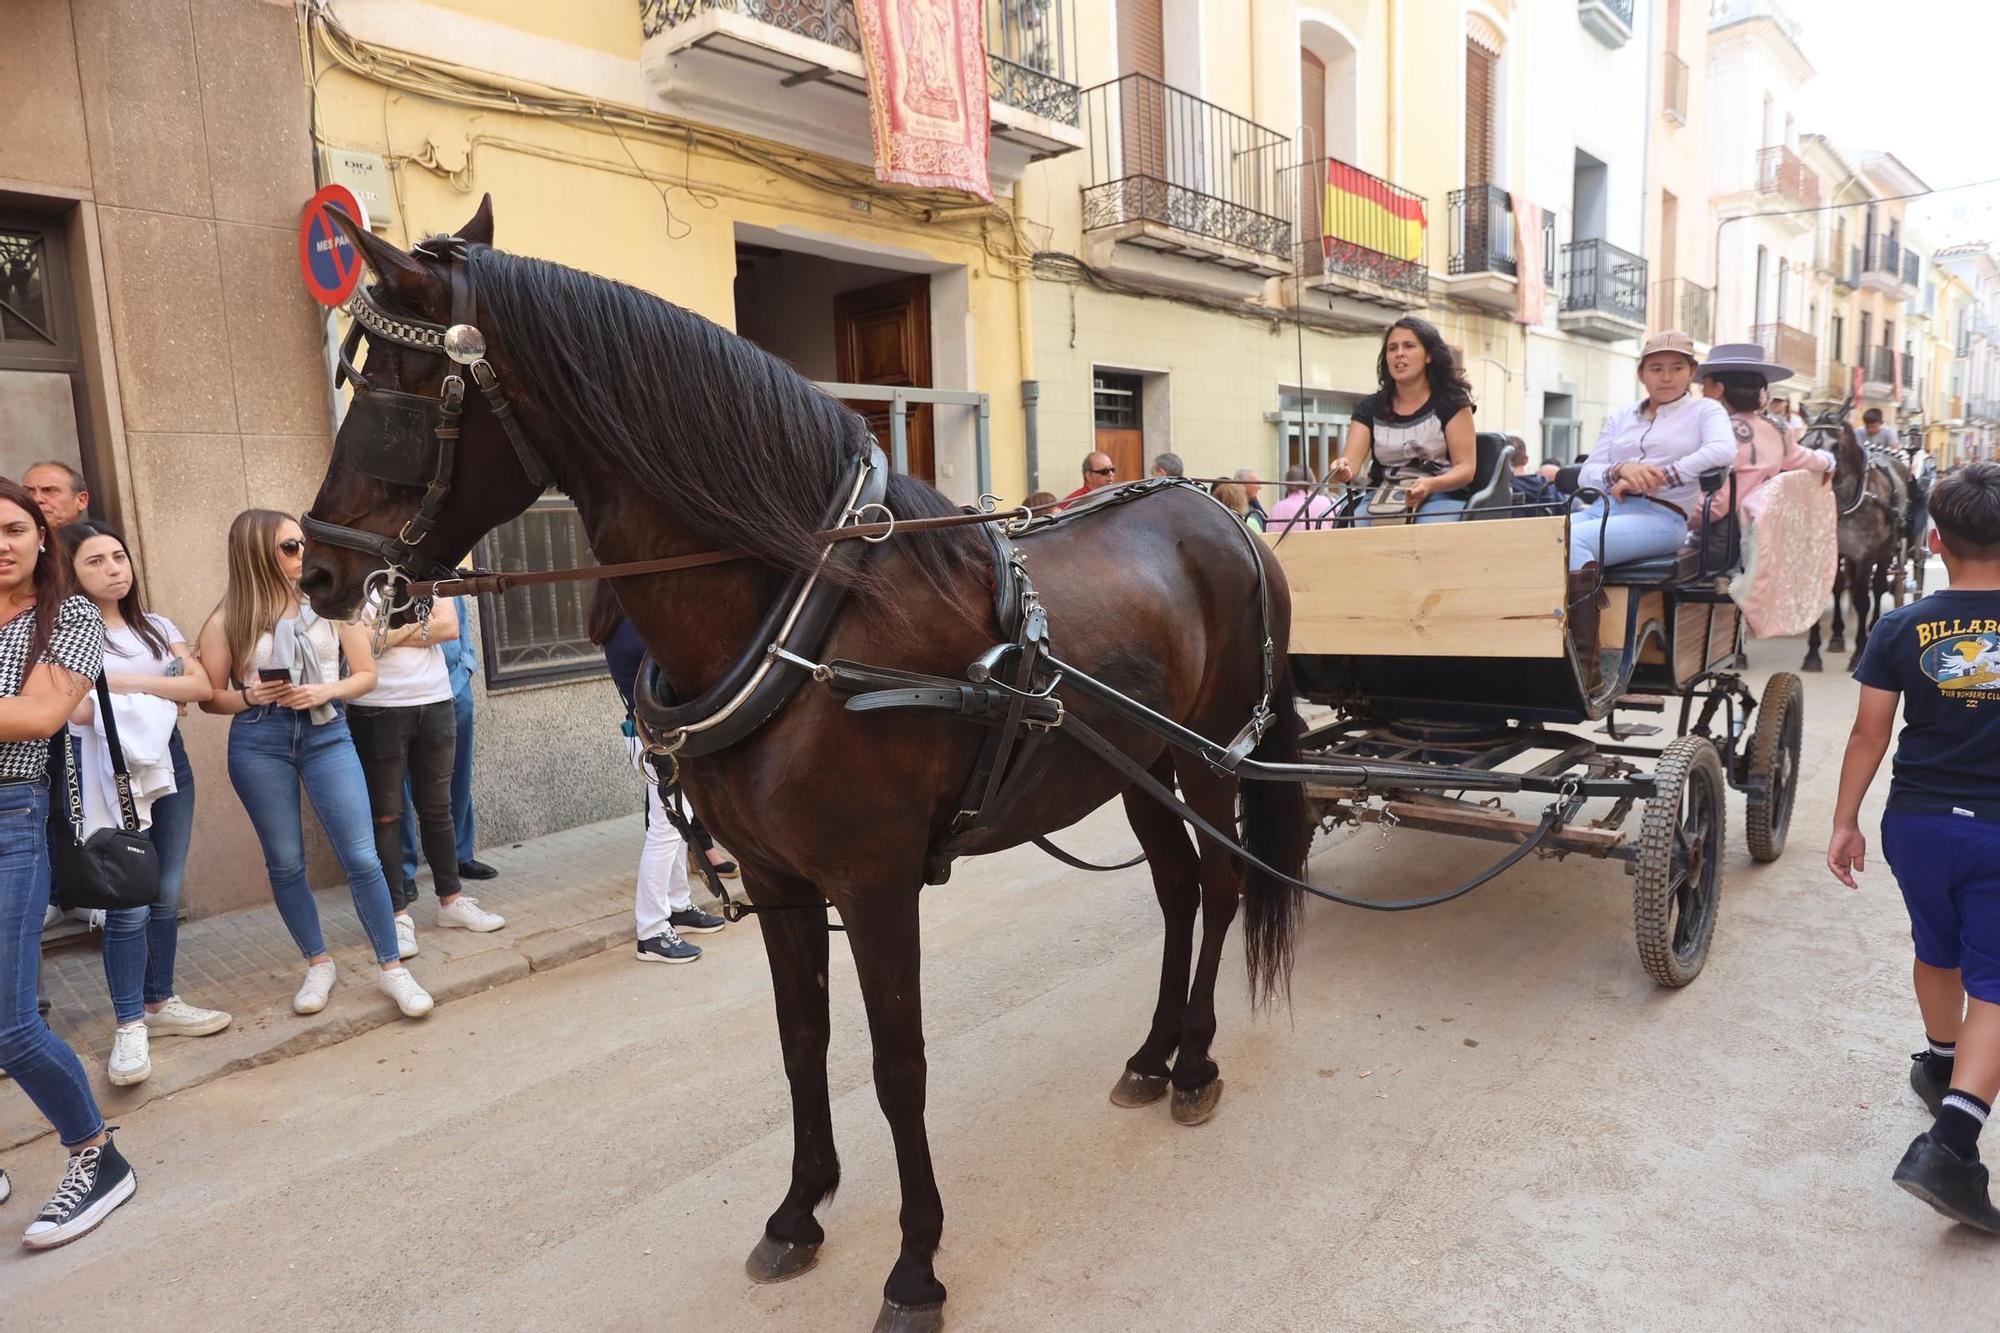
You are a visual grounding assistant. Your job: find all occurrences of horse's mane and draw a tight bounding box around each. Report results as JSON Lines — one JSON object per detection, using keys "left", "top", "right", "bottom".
{"left": 465, "top": 245, "right": 979, "bottom": 599}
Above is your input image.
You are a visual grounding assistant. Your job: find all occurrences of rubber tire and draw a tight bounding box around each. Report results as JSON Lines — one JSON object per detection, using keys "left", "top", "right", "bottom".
{"left": 1634, "top": 735, "right": 1726, "bottom": 988}
{"left": 1745, "top": 672, "right": 1804, "bottom": 863}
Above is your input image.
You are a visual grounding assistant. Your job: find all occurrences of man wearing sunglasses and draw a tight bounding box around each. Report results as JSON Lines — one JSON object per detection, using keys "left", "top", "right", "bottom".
{"left": 1059, "top": 451, "right": 1119, "bottom": 509}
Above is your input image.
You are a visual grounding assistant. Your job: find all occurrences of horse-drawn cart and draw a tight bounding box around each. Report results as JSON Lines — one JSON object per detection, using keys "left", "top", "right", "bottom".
{"left": 1271, "top": 502, "right": 1804, "bottom": 987}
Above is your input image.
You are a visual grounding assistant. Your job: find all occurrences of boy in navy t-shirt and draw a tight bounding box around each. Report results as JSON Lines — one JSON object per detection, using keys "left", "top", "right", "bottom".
{"left": 1833, "top": 461, "right": 2000, "bottom": 1233}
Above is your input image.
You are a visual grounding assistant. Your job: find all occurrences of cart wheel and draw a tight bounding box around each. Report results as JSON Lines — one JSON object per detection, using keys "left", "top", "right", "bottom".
{"left": 1634, "top": 735, "right": 1726, "bottom": 987}
{"left": 1745, "top": 672, "right": 1804, "bottom": 863}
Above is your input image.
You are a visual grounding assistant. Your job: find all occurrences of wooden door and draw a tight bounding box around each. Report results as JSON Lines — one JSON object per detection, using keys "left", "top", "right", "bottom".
{"left": 1465, "top": 40, "right": 1495, "bottom": 187}
{"left": 1093, "top": 428, "right": 1144, "bottom": 484}
{"left": 835, "top": 275, "right": 934, "bottom": 481}
{"left": 1116, "top": 0, "right": 1167, "bottom": 182}
{"left": 1300, "top": 48, "right": 1327, "bottom": 276}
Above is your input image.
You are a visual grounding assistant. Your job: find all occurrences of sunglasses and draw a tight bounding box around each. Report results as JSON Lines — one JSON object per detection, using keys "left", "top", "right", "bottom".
{"left": 277, "top": 539, "right": 305, "bottom": 556}
{"left": 1088, "top": 466, "right": 1117, "bottom": 476}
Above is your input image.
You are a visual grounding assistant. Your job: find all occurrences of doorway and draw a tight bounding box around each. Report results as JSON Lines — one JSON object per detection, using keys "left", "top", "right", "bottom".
{"left": 1092, "top": 371, "right": 1146, "bottom": 481}
{"left": 0, "top": 212, "right": 94, "bottom": 492}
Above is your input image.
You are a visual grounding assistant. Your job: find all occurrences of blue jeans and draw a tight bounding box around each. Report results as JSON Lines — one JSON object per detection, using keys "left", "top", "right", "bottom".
{"left": 399, "top": 681, "right": 475, "bottom": 883}
{"left": 0, "top": 780, "right": 104, "bottom": 1147}
{"left": 101, "top": 729, "right": 196, "bottom": 1023}
{"left": 1352, "top": 494, "right": 1470, "bottom": 525}
{"left": 228, "top": 706, "right": 401, "bottom": 966}
{"left": 1568, "top": 495, "right": 1691, "bottom": 570}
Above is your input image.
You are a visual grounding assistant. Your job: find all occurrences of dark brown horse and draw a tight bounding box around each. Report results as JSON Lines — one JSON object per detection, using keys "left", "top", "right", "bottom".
{"left": 1803, "top": 421, "right": 1908, "bottom": 673}
{"left": 300, "top": 202, "right": 1309, "bottom": 1330}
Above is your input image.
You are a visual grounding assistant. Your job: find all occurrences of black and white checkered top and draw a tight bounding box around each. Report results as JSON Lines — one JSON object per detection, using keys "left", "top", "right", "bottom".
{"left": 0, "top": 596, "right": 103, "bottom": 783}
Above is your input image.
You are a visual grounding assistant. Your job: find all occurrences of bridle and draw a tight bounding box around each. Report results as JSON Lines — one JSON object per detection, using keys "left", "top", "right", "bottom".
{"left": 303, "top": 236, "right": 556, "bottom": 596}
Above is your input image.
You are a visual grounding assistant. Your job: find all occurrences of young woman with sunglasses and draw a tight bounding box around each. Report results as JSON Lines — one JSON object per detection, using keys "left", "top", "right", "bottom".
{"left": 196, "top": 511, "right": 433, "bottom": 1019}
{"left": 0, "top": 479, "right": 139, "bottom": 1248}
{"left": 59, "top": 520, "right": 230, "bottom": 1089}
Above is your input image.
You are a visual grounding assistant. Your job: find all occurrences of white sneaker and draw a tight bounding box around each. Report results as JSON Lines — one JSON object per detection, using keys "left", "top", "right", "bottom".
{"left": 107, "top": 1022, "right": 151, "bottom": 1087}
{"left": 378, "top": 967, "right": 434, "bottom": 1018}
{"left": 395, "top": 913, "right": 420, "bottom": 960}
{"left": 0, "top": 1167, "right": 9, "bottom": 1204}
{"left": 435, "top": 896, "right": 504, "bottom": 932}
{"left": 293, "top": 961, "right": 337, "bottom": 1015}
{"left": 143, "top": 996, "right": 231, "bottom": 1038}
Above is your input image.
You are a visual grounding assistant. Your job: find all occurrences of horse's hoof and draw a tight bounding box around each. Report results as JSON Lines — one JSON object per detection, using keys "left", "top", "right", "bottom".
{"left": 745, "top": 1234, "right": 821, "bottom": 1284}
{"left": 1802, "top": 658, "right": 1822, "bottom": 674}
{"left": 1108, "top": 1068, "right": 1170, "bottom": 1108}
{"left": 1170, "top": 1078, "right": 1223, "bottom": 1126}
{"left": 1828, "top": 638, "right": 1846, "bottom": 653}
{"left": 872, "top": 1299, "right": 945, "bottom": 1333}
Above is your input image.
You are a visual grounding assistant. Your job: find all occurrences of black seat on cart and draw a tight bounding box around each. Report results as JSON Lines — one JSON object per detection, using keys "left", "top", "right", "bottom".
{"left": 1602, "top": 469, "right": 1741, "bottom": 584}
{"left": 1463, "top": 432, "right": 1515, "bottom": 514}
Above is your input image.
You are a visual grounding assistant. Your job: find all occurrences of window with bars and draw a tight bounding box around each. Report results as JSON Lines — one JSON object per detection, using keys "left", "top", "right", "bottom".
{"left": 472, "top": 496, "right": 605, "bottom": 688}
{"left": 1092, "top": 373, "right": 1143, "bottom": 429}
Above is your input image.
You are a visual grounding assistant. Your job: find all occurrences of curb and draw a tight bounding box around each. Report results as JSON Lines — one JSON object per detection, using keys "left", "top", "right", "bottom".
{"left": 2, "top": 916, "right": 631, "bottom": 1153}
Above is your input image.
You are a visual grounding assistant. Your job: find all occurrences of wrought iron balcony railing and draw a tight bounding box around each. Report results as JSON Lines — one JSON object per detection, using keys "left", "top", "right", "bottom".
{"left": 639, "top": 0, "right": 1082, "bottom": 127}
{"left": 1663, "top": 52, "right": 1689, "bottom": 123}
{"left": 1866, "top": 344, "right": 1897, "bottom": 386}
{"left": 1752, "top": 321, "right": 1816, "bottom": 375}
{"left": 1865, "top": 234, "right": 1903, "bottom": 280}
{"left": 1757, "top": 144, "right": 1820, "bottom": 209}
{"left": 1902, "top": 250, "right": 1922, "bottom": 289}
{"left": 1653, "top": 277, "right": 1714, "bottom": 343}
{"left": 1080, "top": 74, "right": 1291, "bottom": 259}
{"left": 1281, "top": 157, "right": 1427, "bottom": 298}
{"left": 1446, "top": 184, "right": 1553, "bottom": 280}
{"left": 1561, "top": 238, "right": 1647, "bottom": 324}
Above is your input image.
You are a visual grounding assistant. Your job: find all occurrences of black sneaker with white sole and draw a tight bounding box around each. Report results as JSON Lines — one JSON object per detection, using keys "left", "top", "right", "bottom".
{"left": 1893, "top": 1132, "right": 2000, "bottom": 1235}
{"left": 23, "top": 1133, "right": 136, "bottom": 1250}
{"left": 669, "top": 907, "right": 727, "bottom": 935}
{"left": 637, "top": 931, "right": 701, "bottom": 964}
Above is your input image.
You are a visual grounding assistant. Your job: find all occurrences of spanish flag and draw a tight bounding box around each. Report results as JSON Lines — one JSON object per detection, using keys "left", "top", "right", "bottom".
{"left": 1324, "top": 161, "right": 1426, "bottom": 264}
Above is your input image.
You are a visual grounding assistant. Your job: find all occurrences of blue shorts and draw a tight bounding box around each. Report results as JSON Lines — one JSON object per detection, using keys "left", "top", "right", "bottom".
{"left": 1881, "top": 810, "right": 2000, "bottom": 1003}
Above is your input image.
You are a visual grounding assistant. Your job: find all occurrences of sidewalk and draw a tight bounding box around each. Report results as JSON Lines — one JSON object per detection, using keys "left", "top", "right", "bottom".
{"left": 6, "top": 813, "right": 670, "bottom": 1152}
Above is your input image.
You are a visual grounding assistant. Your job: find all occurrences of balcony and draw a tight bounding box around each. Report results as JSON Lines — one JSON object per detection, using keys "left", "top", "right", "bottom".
{"left": 1757, "top": 145, "right": 1820, "bottom": 223}
{"left": 1559, "top": 238, "right": 1648, "bottom": 341}
{"left": 1444, "top": 184, "right": 1554, "bottom": 310}
{"left": 1862, "top": 235, "right": 1917, "bottom": 298}
{"left": 1827, "top": 358, "right": 1855, "bottom": 400}
{"left": 1752, "top": 321, "right": 1816, "bottom": 377}
{"left": 1864, "top": 344, "right": 1897, "bottom": 394}
{"left": 1580, "top": 0, "right": 1635, "bottom": 47}
{"left": 1278, "top": 157, "right": 1428, "bottom": 329}
{"left": 1662, "top": 52, "right": 1689, "bottom": 125}
{"left": 1653, "top": 277, "right": 1714, "bottom": 344}
{"left": 638, "top": 0, "right": 1084, "bottom": 187}
{"left": 1079, "top": 74, "right": 1291, "bottom": 292}
{"left": 1903, "top": 250, "right": 1923, "bottom": 289}
{"left": 1834, "top": 244, "right": 1860, "bottom": 292}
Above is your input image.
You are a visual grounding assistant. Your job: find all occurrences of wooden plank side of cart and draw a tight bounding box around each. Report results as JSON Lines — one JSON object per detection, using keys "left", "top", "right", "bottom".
{"left": 1264, "top": 515, "right": 1570, "bottom": 658}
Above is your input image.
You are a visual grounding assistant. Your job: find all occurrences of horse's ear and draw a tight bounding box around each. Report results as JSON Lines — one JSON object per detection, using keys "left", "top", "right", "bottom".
{"left": 455, "top": 195, "right": 494, "bottom": 247}
{"left": 325, "top": 205, "right": 433, "bottom": 304}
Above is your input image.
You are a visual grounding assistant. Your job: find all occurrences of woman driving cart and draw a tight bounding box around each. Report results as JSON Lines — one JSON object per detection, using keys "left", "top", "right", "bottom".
{"left": 1566, "top": 330, "right": 1737, "bottom": 693}
{"left": 1327, "top": 317, "right": 1479, "bottom": 524}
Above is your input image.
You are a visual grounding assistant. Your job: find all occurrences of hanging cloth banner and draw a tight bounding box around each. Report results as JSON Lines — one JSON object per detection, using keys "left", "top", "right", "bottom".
{"left": 852, "top": 0, "right": 993, "bottom": 201}
{"left": 1514, "top": 199, "right": 1545, "bottom": 326}
{"left": 1323, "top": 161, "right": 1426, "bottom": 283}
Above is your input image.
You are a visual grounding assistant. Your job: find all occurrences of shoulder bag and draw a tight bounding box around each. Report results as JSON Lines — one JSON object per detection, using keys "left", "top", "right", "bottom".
{"left": 50, "top": 675, "right": 161, "bottom": 912}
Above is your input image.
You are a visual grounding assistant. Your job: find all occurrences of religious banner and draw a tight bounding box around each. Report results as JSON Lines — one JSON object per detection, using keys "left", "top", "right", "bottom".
{"left": 1514, "top": 199, "right": 1545, "bottom": 326}
{"left": 852, "top": 0, "right": 993, "bottom": 201}
{"left": 1729, "top": 468, "right": 1839, "bottom": 639}
{"left": 1322, "top": 160, "right": 1426, "bottom": 289}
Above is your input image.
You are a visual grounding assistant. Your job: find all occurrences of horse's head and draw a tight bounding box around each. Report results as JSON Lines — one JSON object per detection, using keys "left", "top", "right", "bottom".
{"left": 300, "top": 197, "right": 550, "bottom": 619}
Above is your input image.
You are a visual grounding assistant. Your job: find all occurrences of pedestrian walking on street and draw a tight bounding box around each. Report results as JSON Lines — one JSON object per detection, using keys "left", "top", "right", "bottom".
{"left": 397, "top": 594, "right": 496, "bottom": 888}
{"left": 60, "top": 521, "right": 230, "bottom": 1089}
{"left": 1830, "top": 461, "right": 2000, "bottom": 1235}
{"left": 196, "top": 511, "right": 434, "bottom": 1020}
{"left": 350, "top": 590, "right": 504, "bottom": 961}
{"left": 0, "top": 479, "right": 138, "bottom": 1249}
{"left": 586, "top": 585, "right": 725, "bottom": 964}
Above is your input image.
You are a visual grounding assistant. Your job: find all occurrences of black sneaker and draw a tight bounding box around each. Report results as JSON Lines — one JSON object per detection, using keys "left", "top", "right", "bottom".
{"left": 22, "top": 1134, "right": 136, "bottom": 1250}
{"left": 1893, "top": 1132, "right": 2000, "bottom": 1235}
{"left": 1911, "top": 1053, "right": 1950, "bottom": 1118}
{"left": 636, "top": 931, "right": 701, "bottom": 964}
{"left": 669, "top": 907, "right": 727, "bottom": 935}
{"left": 457, "top": 859, "right": 499, "bottom": 881}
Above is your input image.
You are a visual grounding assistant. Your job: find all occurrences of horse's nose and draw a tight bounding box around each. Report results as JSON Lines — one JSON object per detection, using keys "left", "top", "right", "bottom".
{"left": 297, "top": 562, "right": 334, "bottom": 600}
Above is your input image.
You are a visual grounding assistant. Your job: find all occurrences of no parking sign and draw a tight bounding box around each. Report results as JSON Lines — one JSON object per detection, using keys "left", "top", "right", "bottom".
{"left": 297, "top": 184, "right": 370, "bottom": 307}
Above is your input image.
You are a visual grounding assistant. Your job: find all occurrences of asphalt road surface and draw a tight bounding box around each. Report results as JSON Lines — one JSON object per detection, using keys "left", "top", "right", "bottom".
{"left": 4, "top": 632, "right": 1990, "bottom": 1330}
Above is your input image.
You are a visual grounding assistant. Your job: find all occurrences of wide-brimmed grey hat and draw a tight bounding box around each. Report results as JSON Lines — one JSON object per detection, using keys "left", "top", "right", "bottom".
{"left": 1698, "top": 342, "right": 1793, "bottom": 383}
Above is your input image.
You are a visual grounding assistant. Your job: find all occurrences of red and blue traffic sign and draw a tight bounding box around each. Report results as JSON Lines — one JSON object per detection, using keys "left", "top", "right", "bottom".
{"left": 298, "top": 183, "right": 370, "bottom": 307}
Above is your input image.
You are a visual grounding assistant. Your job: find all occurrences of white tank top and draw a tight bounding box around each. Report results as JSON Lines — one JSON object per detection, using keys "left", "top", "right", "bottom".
{"left": 251, "top": 615, "right": 340, "bottom": 673}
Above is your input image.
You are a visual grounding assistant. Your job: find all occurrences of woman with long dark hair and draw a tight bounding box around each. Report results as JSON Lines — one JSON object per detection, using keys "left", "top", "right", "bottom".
{"left": 0, "top": 481, "right": 137, "bottom": 1247}
{"left": 58, "top": 520, "right": 227, "bottom": 1089}
{"left": 196, "top": 511, "right": 433, "bottom": 1019}
{"left": 586, "top": 583, "right": 726, "bottom": 964}
{"left": 1327, "top": 317, "right": 1479, "bottom": 523}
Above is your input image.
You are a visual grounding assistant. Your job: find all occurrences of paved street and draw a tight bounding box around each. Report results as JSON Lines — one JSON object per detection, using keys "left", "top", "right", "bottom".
{"left": 4, "top": 630, "right": 1991, "bottom": 1330}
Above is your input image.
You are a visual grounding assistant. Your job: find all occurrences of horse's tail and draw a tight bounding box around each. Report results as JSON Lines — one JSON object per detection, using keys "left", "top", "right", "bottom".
{"left": 1240, "top": 667, "right": 1309, "bottom": 1010}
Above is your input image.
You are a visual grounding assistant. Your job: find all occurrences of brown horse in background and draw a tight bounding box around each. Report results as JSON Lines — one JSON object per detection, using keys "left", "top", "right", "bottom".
{"left": 298, "top": 201, "right": 1310, "bottom": 1331}
{"left": 1802, "top": 420, "right": 1907, "bottom": 673}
